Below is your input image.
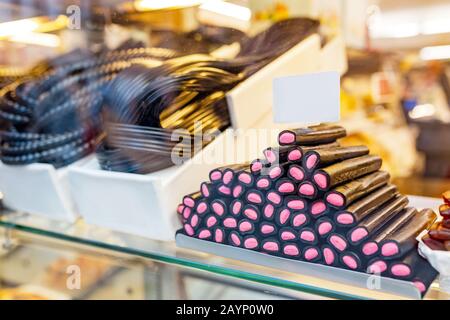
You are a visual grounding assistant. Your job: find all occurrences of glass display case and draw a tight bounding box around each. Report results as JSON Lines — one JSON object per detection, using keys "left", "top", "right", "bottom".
{"left": 1, "top": 209, "right": 449, "bottom": 300}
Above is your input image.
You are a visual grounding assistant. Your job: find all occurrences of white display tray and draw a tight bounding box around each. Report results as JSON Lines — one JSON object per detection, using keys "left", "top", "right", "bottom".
{"left": 176, "top": 233, "right": 422, "bottom": 299}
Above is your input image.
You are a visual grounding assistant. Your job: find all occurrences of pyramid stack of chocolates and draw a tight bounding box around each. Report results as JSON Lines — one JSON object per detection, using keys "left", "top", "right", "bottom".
{"left": 176, "top": 124, "right": 438, "bottom": 296}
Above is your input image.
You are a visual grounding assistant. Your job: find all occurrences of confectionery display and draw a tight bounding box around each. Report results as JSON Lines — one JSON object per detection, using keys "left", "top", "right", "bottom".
{"left": 0, "top": 18, "right": 319, "bottom": 174}
{"left": 423, "top": 191, "right": 450, "bottom": 251}
{"left": 176, "top": 124, "right": 439, "bottom": 296}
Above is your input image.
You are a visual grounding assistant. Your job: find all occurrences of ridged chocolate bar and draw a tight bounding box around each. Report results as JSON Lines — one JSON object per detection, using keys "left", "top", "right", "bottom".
{"left": 278, "top": 124, "right": 346, "bottom": 146}
{"left": 334, "top": 185, "right": 398, "bottom": 227}
{"left": 361, "top": 207, "right": 418, "bottom": 257}
{"left": 302, "top": 145, "right": 369, "bottom": 172}
{"left": 347, "top": 195, "right": 409, "bottom": 245}
{"left": 380, "top": 209, "right": 437, "bottom": 259}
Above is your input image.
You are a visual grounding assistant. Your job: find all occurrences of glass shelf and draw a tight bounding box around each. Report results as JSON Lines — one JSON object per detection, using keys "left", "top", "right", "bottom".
{"left": 0, "top": 210, "right": 448, "bottom": 300}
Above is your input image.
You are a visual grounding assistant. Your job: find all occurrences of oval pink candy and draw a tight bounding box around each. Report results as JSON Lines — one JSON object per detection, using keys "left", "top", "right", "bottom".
{"left": 311, "top": 201, "right": 326, "bottom": 216}
{"left": 267, "top": 192, "right": 281, "bottom": 204}
{"left": 223, "top": 218, "right": 237, "bottom": 228}
{"left": 300, "top": 230, "right": 315, "bottom": 242}
{"left": 261, "top": 225, "right": 274, "bottom": 234}
{"left": 263, "top": 241, "right": 279, "bottom": 251}
{"left": 257, "top": 178, "right": 270, "bottom": 188}
{"left": 299, "top": 183, "right": 315, "bottom": 196}
{"left": 288, "top": 150, "right": 302, "bottom": 161}
{"left": 279, "top": 209, "right": 290, "bottom": 224}
{"left": 293, "top": 214, "right": 307, "bottom": 227}
{"left": 343, "top": 256, "right": 358, "bottom": 269}
{"left": 244, "top": 238, "right": 258, "bottom": 249}
{"left": 264, "top": 204, "right": 275, "bottom": 218}
{"left": 304, "top": 248, "right": 319, "bottom": 260}
{"left": 244, "top": 208, "right": 258, "bottom": 220}
{"left": 239, "top": 221, "right": 252, "bottom": 232}
{"left": 212, "top": 203, "right": 224, "bottom": 216}
{"left": 199, "top": 230, "right": 211, "bottom": 239}
{"left": 281, "top": 231, "right": 295, "bottom": 241}
{"left": 287, "top": 200, "right": 304, "bottom": 210}
{"left": 215, "top": 229, "right": 223, "bottom": 243}
{"left": 231, "top": 233, "right": 241, "bottom": 246}
{"left": 248, "top": 192, "right": 262, "bottom": 204}
{"left": 197, "top": 202, "right": 208, "bottom": 214}
{"left": 289, "top": 167, "right": 304, "bottom": 181}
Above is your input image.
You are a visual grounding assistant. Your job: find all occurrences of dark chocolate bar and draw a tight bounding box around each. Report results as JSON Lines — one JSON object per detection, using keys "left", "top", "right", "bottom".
{"left": 339, "top": 252, "right": 362, "bottom": 270}
{"left": 255, "top": 176, "right": 272, "bottom": 190}
{"left": 261, "top": 238, "right": 281, "bottom": 254}
{"left": 327, "top": 233, "right": 349, "bottom": 252}
{"left": 259, "top": 222, "right": 277, "bottom": 237}
{"left": 243, "top": 204, "right": 262, "bottom": 222}
{"left": 246, "top": 190, "right": 264, "bottom": 205}
{"left": 298, "top": 181, "right": 318, "bottom": 199}
{"left": 322, "top": 245, "right": 339, "bottom": 266}
{"left": 315, "top": 217, "right": 335, "bottom": 237}
{"left": 230, "top": 199, "right": 243, "bottom": 216}
{"left": 334, "top": 185, "right": 398, "bottom": 227}
{"left": 243, "top": 235, "right": 260, "bottom": 250}
{"left": 309, "top": 200, "right": 328, "bottom": 218}
{"left": 302, "top": 145, "right": 369, "bottom": 172}
{"left": 211, "top": 199, "right": 228, "bottom": 217}
{"left": 411, "top": 260, "right": 438, "bottom": 296}
{"left": 238, "top": 219, "right": 255, "bottom": 235}
{"left": 388, "top": 251, "right": 423, "bottom": 280}
{"left": 298, "top": 227, "right": 318, "bottom": 245}
{"left": 278, "top": 124, "right": 346, "bottom": 146}
{"left": 282, "top": 243, "right": 301, "bottom": 257}
{"left": 380, "top": 208, "right": 437, "bottom": 259}
{"left": 279, "top": 227, "right": 297, "bottom": 242}
{"left": 275, "top": 178, "right": 296, "bottom": 195}
{"left": 283, "top": 196, "right": 307, "bottom": 212}
{"left": 275, "top": 207, "right": 292, "bottom": 227}
{"left": 183, "top": 191, "right": 202, "bottom": 208}
{"left": 236, "top": 169, "right": 254, "bottom": 187}
{"left": 303, "top": 246, "right": 322, "bottom": 262}
{"left": 290, "top": 212, "right": 309, "bottom": 228}
{"left": 312, "top": 155, "right": 382, "bottom": 191}
{"left": 347, "top": 195, "right": 409, "bottom": 245}
{"left": 325, "top": 171, "right": 390, "bottom": 209}
{"left": 287, "top": 164, "right": 306, "bottom": 182}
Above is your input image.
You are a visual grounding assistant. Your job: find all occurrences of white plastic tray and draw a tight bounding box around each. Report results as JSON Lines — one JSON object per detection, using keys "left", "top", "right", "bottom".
{"left": 0, "top": 158, "right": 89, "bottom": 222}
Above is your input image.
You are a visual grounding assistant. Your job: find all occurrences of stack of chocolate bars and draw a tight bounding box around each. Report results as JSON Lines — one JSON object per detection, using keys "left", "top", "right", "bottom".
{"left": 176, "top": 124, "right": 438, "bottom": 296}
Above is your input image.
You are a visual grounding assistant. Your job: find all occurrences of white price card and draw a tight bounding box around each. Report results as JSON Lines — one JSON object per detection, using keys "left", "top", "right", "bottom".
{"left": 273, "top": 71, "right": 340, "bottom": 123}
